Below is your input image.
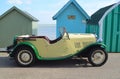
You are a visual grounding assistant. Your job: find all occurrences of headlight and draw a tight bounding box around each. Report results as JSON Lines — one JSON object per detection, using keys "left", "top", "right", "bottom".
{"left": 93, "top": 34, "right": 98, "bottom": 41}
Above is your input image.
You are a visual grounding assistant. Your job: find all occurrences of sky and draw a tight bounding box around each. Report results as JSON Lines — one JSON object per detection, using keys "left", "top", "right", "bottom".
{"left": 0, "top": 0, "right": 120, "bottom": 24}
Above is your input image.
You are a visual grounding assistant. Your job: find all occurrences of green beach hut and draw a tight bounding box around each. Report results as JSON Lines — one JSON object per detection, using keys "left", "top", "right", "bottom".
{"left": 0, "top": 6, "right": 39, "bottom": 48}
{"left": 87, "top": 2, "right": 120, "bottom": 52}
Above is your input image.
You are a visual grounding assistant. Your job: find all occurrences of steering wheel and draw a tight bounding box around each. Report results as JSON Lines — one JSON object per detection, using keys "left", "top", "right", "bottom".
{"left": 59, "top": 27, "right": 70, "bottom": 40}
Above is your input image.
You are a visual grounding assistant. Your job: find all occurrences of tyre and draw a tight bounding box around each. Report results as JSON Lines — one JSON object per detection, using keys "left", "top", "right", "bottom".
{"left": 88, "top": 47, "right": 108, "bottom": 67}
{"left": 15, "top": 47, "right": 36, "bottom": 67}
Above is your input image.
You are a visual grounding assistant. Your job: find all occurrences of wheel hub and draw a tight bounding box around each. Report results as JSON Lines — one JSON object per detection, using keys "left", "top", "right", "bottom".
{"left": 21, "top": 53, "right": 31, "bottom": 62}
{"left": 92, "top": 50, "right": 105, "bottom": 64}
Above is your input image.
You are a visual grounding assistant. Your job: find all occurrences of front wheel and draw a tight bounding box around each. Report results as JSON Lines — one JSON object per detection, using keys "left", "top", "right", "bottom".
{"left": 15, "top": 47, "right": 36, "bottom": 67}
{"left": 88, "top": 48, "right": 108, "bottom": 67}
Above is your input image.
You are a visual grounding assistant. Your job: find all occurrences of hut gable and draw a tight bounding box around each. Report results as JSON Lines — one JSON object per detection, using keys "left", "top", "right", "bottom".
{"left": 53, "top": 0, "right": 89, "bottom": 20}
{"left": 88, "top": 4, "right": 115, "bottom": 25}
{"left": 0, "top": 6, "right": 38, "bottom": 21}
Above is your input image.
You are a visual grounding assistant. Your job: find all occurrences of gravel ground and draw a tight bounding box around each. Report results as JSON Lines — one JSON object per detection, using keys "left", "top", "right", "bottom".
{"left": 0, "top": 53, "right": 120, "bottom": 79}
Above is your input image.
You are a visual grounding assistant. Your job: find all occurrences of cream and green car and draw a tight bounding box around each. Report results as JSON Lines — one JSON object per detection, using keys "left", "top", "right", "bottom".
{"left": 8, "top": 28, "right": 108, "bottom": 67}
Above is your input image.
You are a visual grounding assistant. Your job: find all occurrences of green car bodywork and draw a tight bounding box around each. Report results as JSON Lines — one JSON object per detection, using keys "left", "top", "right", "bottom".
{"left": 8, "top": 32, "right": 108, "bottom": 67}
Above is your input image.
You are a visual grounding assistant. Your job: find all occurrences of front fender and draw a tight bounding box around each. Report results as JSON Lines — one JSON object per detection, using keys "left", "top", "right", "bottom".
{"left": 79, "top": 42, "right": 106, "bottom": 57}
{"left": 81, "top": 42, "right": 106, "bottom": 51}
{"left": 10, "top": 42, "right": 41, "bottom": 59}
{"left": 89, "top": 42, "right": 106, "bottom": 49}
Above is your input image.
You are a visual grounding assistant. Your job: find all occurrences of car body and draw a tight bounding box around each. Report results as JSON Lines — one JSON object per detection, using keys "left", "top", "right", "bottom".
{"left": 8, "top": 28, "right": 108, "bottom": 67}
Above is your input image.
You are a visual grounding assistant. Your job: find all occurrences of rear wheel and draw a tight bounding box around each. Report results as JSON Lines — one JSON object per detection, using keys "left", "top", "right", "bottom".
{"left": 15, "top": 47, "right": 36, "bottom": 67}
{"left": 88, "top": 48, "right": 108, "bottom": 67}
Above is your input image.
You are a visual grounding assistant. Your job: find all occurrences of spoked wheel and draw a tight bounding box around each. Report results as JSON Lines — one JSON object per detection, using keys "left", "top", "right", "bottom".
{"left": 15, "top": 47, "right": 36, "bottom": 67}
{"left": 88, "top": 48, "right": 108, "bottom": 67}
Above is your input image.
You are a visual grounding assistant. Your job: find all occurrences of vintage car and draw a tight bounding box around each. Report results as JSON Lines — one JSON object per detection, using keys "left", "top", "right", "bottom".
{"left": 7, "top": 28, "right": 108, "bottom": 67}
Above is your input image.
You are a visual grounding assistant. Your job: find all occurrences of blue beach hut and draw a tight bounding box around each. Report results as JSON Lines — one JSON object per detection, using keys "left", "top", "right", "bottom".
{"left": 53, "top": 0, "right": 90, "bottom": 37}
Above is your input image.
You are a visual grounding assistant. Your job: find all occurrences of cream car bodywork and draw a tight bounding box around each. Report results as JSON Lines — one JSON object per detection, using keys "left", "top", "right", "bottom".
{"left": 15, "top": 33, "right": 96, "bottom": 59}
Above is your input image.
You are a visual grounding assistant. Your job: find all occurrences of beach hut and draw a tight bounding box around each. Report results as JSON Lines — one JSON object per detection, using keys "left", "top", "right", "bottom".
{"left": 53, "top": 0, "right": 89, "bottom": 37}
{"left": 87, "top": 2, "right": 120, "bottom": 52}
{"left": 0, "top": 6, "right": 39, "bottom": 47}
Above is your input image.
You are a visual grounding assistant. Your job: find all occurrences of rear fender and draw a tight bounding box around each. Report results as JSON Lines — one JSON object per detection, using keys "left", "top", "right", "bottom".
{"left": 10, "top": 42, "right": 41, "bottom": 59}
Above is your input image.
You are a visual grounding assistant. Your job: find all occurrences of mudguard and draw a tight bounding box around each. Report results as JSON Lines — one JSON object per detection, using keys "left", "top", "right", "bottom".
{"left": 78, "top": 42, "right": 106, "bottom": 57}
{"left": 9, "top": 42, "right": 41, "bottom": 59}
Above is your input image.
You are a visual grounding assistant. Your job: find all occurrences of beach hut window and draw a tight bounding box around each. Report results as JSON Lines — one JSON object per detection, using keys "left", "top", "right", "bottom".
{"left": 68, "top": 15, "right": 76, "bottom": 20}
